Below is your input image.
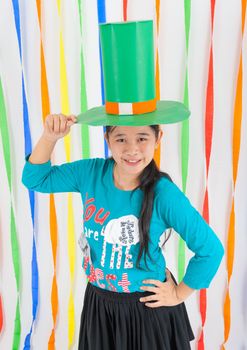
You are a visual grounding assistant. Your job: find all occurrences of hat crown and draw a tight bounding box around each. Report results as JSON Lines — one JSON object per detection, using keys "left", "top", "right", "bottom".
{"left": 76, "top": 20, "right": 190, "bottom": 126}
{"left": 99, "top": 20, "right": 155, "bottom": 104}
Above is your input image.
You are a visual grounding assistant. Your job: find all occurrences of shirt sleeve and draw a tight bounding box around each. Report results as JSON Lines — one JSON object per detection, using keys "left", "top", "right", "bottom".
{"left": 22, "top": 154, "right": 93, "bottom": 193}
{"left": 158, "top": 179, "right": 224, "bottom": 290}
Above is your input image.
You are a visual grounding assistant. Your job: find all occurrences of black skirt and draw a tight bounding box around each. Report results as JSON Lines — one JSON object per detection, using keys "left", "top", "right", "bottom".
{"left": 78, "top": 277, "right": 194, "bottom": 350}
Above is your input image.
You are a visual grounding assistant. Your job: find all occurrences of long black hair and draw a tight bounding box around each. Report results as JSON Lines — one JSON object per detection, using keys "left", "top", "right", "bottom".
{"left": 105, "top": 125, "right": 172, "bottom": 270}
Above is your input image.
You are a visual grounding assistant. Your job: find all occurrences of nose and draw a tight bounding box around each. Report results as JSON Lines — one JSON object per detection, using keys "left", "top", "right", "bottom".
{"left": 125, "top": 140, "right": 139, "bottom": 155}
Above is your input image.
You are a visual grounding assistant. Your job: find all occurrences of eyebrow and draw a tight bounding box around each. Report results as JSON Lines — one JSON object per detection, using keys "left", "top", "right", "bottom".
{"left": 113, "top": 133, "right": 150, "bottom": 137}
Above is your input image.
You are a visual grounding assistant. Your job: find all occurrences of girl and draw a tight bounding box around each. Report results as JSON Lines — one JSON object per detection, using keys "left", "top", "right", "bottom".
{"left": 22, "top": 115, "right": 224, "bottom": 349}
{"left": 22, "top": 20, "right": 224, "bottom": 349}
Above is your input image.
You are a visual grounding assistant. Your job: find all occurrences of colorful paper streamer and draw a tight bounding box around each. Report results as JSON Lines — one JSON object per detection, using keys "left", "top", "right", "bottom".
{"left": 177, "top": 0, "right": 191, "bottom": 285}
{"left": 0, "top": 294, "right": 3, "bottom": 334}
{"left": 34, "top": 1, "right": 60, "bottom": 349}
{"left": 222, "top": 1, "right": 246, "bottom": 348}
{"left": 56, "top": 1, "right": 76, "bottom": 347}
{"left": 0, "top": 77, "right": 21, "bottom": 349}
{"left": 77, "top": 0, "right": 90, "bottom": 159}
{"left": 197, "top": 1, "right": 215, "bottom": 349}
{"left": 153, "top": 0, "right": 161, "bottom": 167}
{"left": 97, "top": 0, "right": 109, "bottom": 159}
{"left": 11, "top": 1, "right": 40, "bottom": 348}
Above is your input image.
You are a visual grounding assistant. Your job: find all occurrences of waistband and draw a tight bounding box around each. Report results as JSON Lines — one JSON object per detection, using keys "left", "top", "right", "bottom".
{"left": 88, "top": 282, "right": 155, "bottom": 302}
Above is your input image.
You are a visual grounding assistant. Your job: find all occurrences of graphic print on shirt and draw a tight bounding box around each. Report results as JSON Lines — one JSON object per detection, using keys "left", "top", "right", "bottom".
{"left": 101, "top": 214, "right": 139, "bottom": 269}
{"left": 78, "top": 193, "right": 140, "bottom": 292}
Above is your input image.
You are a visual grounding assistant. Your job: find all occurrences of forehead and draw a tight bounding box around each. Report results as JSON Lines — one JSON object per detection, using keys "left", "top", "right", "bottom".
{"left": 110, "top": 126, "right": 154, "bottom": 136}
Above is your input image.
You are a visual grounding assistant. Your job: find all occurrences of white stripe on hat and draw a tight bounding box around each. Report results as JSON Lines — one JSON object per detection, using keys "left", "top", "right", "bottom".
{"left": 118, "top": 103, "right": 133, "bottom": 115}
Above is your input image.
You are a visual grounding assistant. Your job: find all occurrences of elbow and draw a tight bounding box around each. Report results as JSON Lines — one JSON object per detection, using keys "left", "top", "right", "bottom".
{"left": 22, "top": 176, "right": 33, "bottom": 191}
{"left": 214, "top": 235, "right": 224, "bottom": 258}
{"left": 21, "top": 172, "right": 30, "bottom": 189}
{"left": 21, "top": 171, "right": 38, "bottom": 191}
{"left": 216, "top": 240, "right": 224, "bottom": 265}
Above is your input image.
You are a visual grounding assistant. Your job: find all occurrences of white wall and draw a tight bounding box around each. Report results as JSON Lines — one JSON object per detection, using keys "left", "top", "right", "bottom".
{"left": 0, "top": 0, "right": 246, "bottom": 349}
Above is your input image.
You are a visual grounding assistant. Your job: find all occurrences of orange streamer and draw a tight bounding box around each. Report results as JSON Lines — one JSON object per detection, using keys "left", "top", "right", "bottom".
{"left": 232, "top": 56, "right": 242, "bottom": 185}
{"left": 36, "top": 1, "right": 59, "bottom": 348}
{"left": 222, "top": 1, "right": 246, "bottom": 347}
{"left": 154, "top": 0, "right": 161, "bottom": 167}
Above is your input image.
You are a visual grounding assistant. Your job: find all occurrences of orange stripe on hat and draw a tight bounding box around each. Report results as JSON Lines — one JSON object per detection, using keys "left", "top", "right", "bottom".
{"left": 132, "top": 99, "right": 156, "bottom": 114}
{"left": 105, "top": 101, "right": 119, "bottom": 114}
{"left": 106, "top": 99, "right": 156, "bottom": 115}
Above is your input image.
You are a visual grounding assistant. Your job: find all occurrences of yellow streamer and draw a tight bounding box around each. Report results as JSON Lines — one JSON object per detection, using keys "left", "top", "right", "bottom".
{"left": 57, "top": 1, "right": 76, "bottom": 347}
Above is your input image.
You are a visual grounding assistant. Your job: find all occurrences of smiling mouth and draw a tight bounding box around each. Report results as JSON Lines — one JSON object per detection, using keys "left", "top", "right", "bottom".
{"left": 124, "top": 159, "right": 141, "bottom": 165}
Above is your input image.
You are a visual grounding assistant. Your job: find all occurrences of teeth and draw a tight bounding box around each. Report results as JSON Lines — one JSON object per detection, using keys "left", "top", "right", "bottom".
{"left": 126, "top": 160, "right": 139, "bottom": 163}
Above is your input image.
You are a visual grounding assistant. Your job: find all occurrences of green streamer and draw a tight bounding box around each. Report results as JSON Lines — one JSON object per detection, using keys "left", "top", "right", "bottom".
{"left": 11, "top": 207, "right": 20, "bottom": 290}
{"left": 184, "top": 0, "right": 191, "bottom": 51}
{"left": 181, "top": 72, "right": 189, "bottom": 193}
{"left": 178, "top": 0, "right": 191, "bottom": 283}
{"left": 78, "top": 0, "right": 90, "bottom": 159}
{"left": 0, "top": 80, "right": 11, "bottom": 187}
{"left": 0, "top": 78, "right": 21, "bottom": 349}
{"left": 80, "top": 54, "right": 90, "bottom": 159}
{"left": 12, "top": 300, "right": 21, "bottom": 350}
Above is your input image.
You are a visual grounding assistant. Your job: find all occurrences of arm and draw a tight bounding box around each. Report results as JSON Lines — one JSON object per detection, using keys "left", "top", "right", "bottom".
{"left": 176, "top": 281, "right": 195, "bottom": 302}
{"left": 140, "top": 270, "right": 195, "bottom": 306}
{"left": 22, "top": 114, "right": 85, "bottom": 193}
{"left": 159, "top": 180, "right": 224, "bottom": 290}
{"left": 140, "top": 185, "right": 224, "bottom": 307}
{"left": 29, "top": 114, "right": 77, "bottom": 164}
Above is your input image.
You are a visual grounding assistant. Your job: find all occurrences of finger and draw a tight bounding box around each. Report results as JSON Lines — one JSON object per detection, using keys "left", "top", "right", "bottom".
{"left": 140, "top": 294, "right": 158, "bottom": 303}
{"left": 46, "top": 115, "right": 54, "bottom": 133}
{"left": 142, "top": 279, "right": 163, "bottom": 287}
{"left": 60, "top": 117, "right": 67, "bottom": 133}
{"left": 140, "top": 286, "right": 160, "bottom": 293}
{"left": 66, "top": 120, "right": 75, "bottom": 128}
{"left": 144, "top": 301, "right": 163, "bottom": 308}
{"left": 68, "top": 115, "right": 77, "bottom": 123}
{"left": 53, "top": 115, "right": 61, "bottom": 133}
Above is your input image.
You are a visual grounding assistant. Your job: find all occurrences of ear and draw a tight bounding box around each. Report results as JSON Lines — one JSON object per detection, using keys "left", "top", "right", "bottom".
{"left": 155, "top": 129, "right": 163, "bottom": 148}
{"left": 104, "top": 132, "right": 111, "bottom": 149}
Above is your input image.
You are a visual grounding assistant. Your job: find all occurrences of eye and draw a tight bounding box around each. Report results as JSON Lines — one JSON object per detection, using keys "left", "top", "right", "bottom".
{"left": 116, "top": 139, "right": 125, "bottom": 143}
{"left": 139, "top": 138, "right": 147, "bottom": 142}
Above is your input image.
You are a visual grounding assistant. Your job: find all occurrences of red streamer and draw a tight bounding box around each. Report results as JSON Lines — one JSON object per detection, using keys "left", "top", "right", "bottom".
{"left": 123, "top": 0, "right": 128, "bottom": 21}
{"left": 0, "top": 294, "right": 3, "bottom": 333}
{"left": 197, "top": 1, "right": 215, "bottom": 348}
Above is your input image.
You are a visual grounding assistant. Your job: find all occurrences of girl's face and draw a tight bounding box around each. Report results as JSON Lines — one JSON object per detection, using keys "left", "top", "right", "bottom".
{"left": 105, "top": 126, "right": 163, "bottom": 178}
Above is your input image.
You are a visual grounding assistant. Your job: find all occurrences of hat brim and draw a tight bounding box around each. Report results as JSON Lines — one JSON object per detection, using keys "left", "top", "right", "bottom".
{"left": 76, "top": 100, "right": 190, "bottom": 126}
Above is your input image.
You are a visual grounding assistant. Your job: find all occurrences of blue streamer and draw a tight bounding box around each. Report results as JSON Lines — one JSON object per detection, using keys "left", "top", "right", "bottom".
{"left": 11, "top": 1, "right": 39, "bottom": 348}
{"left": 97, "top": 0, "right": 109, "bottom": 159}
{"left": 97, "top": 0, "right": 106, "bottom": 23}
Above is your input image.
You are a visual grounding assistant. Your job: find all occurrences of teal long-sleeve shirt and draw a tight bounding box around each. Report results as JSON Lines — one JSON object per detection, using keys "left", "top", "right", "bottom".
{"left": 22, "top": 156, "right": 224, "bottom": 292}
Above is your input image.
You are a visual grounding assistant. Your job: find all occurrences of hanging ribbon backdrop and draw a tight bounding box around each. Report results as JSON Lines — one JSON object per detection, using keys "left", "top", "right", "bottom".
{"left": 35, "top": 1, "right": 59, "bottom": 349}
{"left": 97, "top": 0, "right": 109, "bottom": 159}
{"left": 197, "top": 1, "right": 215, "bottom": 349}
{"left": 0, "top": 1, "right": 245, "bottom": 349}
{"left": 177, "top": 0, "right": 191, "bottom": 290}
{"left": 9, "top": 1, "right": 39, "bottom": 348}
{"left": 0, "top": 79, "right": 21, "bottom": 346}
{"left": 222, "top": 1, "right": 246, "bottom": 348}
{"left": 55, "top": 0, "right": 77, "bottom": 347}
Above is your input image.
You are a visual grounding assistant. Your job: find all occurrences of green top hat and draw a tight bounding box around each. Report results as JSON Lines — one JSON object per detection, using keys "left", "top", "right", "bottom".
{"left": 77, "top": 20, "right": 190, "bottom": 126}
